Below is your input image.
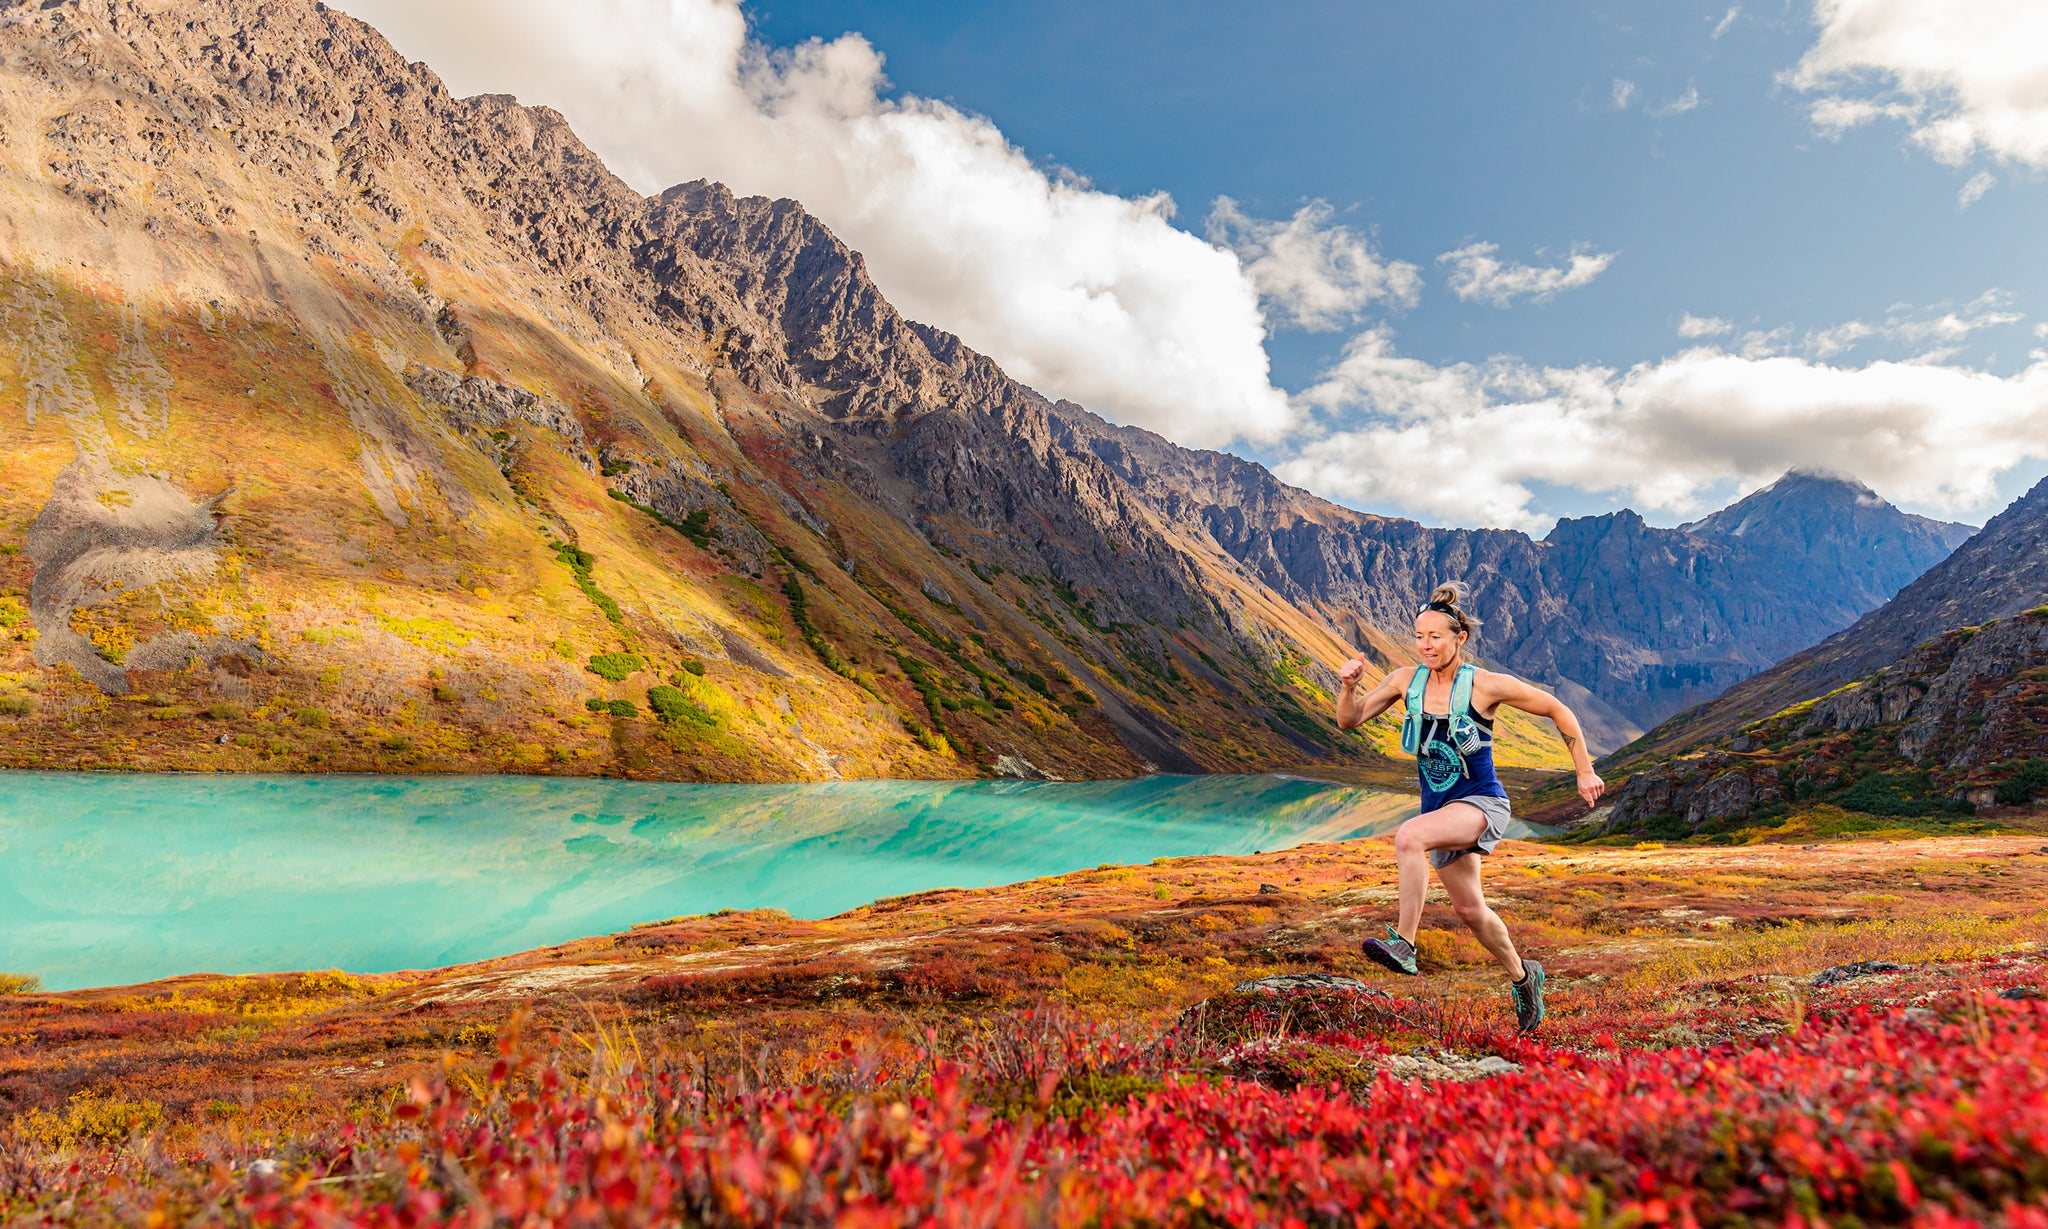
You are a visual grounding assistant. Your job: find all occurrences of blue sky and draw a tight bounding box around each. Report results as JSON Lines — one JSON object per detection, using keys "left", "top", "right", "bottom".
{"left": 745, "top": 0, "right": 2044, "bottom": 523}
{"left": 344, "top": 0, "right": 2048, "bottom": 532}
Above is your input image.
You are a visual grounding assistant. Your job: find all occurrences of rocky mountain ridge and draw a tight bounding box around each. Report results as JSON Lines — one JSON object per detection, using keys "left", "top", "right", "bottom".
{"left": 0, "top": 0, "right": 1973, "bottom": 781}
{"left": 1617, "top": 475, "right": 2048, "bottom": 762}
{"left": 1592, "top": 610, "right": 2048, "bottom": 838}
{"left": 1043, "top": 444, "right": 1971, "bottom": 746}
{"left": 1547, "top": 476, "right": 2048, "bottom": 838}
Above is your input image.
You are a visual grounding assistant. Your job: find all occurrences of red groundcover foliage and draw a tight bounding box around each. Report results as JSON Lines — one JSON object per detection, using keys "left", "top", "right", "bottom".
{"left": 5, "top": 992, "right": 2045, "bottom": 1227}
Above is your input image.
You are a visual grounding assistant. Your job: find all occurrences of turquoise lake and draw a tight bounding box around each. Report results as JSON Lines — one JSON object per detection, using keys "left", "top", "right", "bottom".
{"left": 0, "top": 771, "right": 1550, "bottom": 992}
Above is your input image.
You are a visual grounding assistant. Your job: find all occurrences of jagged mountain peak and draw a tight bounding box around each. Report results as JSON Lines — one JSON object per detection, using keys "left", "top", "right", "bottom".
{"left": 1671, "top": 471, "right": 1975, "bottom": 624}
{"left": 1683, "top": 469, "right": 1970, "bottom": 543}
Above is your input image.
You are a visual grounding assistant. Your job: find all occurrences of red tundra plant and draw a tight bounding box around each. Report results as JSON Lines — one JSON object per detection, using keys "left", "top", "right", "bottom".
{"left": 3, "top": 993, "right": 2045, "bottom": 1227}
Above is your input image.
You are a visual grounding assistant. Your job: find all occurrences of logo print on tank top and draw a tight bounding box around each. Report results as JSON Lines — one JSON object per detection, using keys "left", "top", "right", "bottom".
{"left": 1419, "top": 736, "right": 1465, "bottom": 794}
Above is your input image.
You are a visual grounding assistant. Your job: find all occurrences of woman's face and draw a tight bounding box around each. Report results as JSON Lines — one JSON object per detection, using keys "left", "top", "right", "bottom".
{"left": 1413, "top": 612, "right": 1467, "bottom": 669}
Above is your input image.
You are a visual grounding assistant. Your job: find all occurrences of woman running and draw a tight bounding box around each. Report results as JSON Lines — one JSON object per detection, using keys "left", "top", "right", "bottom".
{"left": 1334, "top": 583, "right": 1604, "bottom": 1030}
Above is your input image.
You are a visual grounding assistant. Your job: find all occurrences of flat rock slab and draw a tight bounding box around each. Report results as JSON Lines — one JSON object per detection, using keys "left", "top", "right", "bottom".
{"left": 1811, "top": 960, "right": 1908, "bottom": 988}
{"left": 1230, "top": 974, "right": 1386, "bottom": 996}
{"left": 1383, "top": 1051, "right": 1523, "bottom": 1083}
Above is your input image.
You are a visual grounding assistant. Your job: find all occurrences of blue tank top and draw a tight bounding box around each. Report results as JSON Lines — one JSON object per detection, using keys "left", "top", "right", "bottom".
{"left": 1416, "top": 704, "right": 1509, "bottom": 813}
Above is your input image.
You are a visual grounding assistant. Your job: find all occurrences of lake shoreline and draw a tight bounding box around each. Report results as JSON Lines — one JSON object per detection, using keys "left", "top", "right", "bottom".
{"left": 1, "top": 771, "right": 1461, "bottom": 991}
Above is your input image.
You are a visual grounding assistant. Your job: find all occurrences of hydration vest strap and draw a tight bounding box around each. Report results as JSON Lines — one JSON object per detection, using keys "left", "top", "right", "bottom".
{"left": 1400, "top": 665, "right": 1430, "bottom": 755}
{"left": 1449, "top": 663, "right": 1475, "bottom": 720}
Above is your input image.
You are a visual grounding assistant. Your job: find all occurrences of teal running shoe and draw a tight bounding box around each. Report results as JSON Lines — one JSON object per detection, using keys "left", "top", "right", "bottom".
{"left": 1361, "top": 925, "right": 1420, "bottom": 976}
{"left": 1511, "top": 960, "right": 1546, "bottom": 1032}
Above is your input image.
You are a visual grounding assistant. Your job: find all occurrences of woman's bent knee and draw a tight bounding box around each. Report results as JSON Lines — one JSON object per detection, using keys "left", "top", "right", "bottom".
{"left": 1394, "top": 820, "right": 1424, "bottom": 854}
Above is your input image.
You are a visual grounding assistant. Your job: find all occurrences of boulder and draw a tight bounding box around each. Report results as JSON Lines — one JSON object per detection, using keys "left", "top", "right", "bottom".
{"left": 1684, "top": 770, "right": 1767, "bottom": 826}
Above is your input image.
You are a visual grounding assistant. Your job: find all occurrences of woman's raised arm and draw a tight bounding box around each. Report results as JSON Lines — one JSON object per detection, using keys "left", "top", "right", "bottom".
{"left": 1484, "top": 673, "right": 1606, "bottom": 807}
{"left": 1337, "top": 659, "right": 1411, "bottom": 731}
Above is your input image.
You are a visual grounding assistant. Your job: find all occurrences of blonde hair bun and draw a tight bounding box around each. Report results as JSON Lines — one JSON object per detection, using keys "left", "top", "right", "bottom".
{"left": 1423, "top": 582, "right": 1480, "bottom": 638}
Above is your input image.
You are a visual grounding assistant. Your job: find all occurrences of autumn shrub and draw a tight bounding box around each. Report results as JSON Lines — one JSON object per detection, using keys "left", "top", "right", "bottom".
{"left": 1413, "top": 927, "right": 1491, "bottom": 969}
{"left": 892, "top": 946, "right": 1072, "bottom": 1002}
{"left": 1996, "top": 757, "right": 2048, "bottom": 806}
{"left": 0, "top": 693, "right": 32, "bottom": 718}
{"left": 647, "top": 684, "right": 713, "bottom": 727}
{"left": 950, "top": 1005, "right": 1188, "bottom": 1120}
{"left": 665, "top": 674, "right": 740, "bottom": 728}
{"left": 26, "top": 1009, "right": 232, "bottom": 1044}
{"left": 9, "top": 980, "right": 2048, "bottom": 1226}
{"left": 14, "top": 1090, "right": 164, "bottom": 1147}
{"left": 203, "top": 702, "right": 242, "bottom": 721}
{"left": 295, "top": 707, "right": 330, "bottom": 728}
{"left": 1178, "top": 982, "right": 1422, "bottom": 1050}
{"left": 586, "top": 652, "right": 645, "bottom": 683}
{"left": 377, "top": 615, "right": 472, "bottom": 655}
{"left": 0, "top": 973, "right": 39, "bottom": 995}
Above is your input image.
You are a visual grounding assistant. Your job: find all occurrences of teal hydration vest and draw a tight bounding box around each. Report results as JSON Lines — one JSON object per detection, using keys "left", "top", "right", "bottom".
{"left": 1400, "top": 663, "right": 1486, "bottom": 792}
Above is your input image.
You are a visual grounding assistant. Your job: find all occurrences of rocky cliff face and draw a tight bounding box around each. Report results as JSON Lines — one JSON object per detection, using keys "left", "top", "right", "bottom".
{"left": 1550, "top": 478, "right": 2048, "bottom": 837}
{"left": 1574, "top": 609, "right": 2048, "bottom": 838}
{"left": 0, "top": 0, "right": 1971, "bottom": 782}
{"left": 1620, "top": 476, "right": 2048, "bottom": 761}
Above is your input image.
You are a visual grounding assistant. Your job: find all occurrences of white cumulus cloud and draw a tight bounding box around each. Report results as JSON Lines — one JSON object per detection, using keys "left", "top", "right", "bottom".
{"left": 1712, "top": 6, "right": 1742, "bottom": 38}
{"left": 1787, "top": 0, "right": 2048, "bottom": 168}
{"left": 1438, "top": 242, "right": 1617, "bottom": 308}
{"left": 1276, "top": 328, "right": 2048, "bottom": 532}
{"left": 1678, "top": 313, "right": 1734, "bottom": 338}
{"left": 1206, "top": 199, "right": 1422, "bottom": 332}
{"left": 1612, "top": 78, "right": 1639, "bottom": 109}
{"left": 328, "top": 0, "right": 1297, "bottom": 447}
{"left": 1958, "top": 170, "right": 1996, "bottom": 207}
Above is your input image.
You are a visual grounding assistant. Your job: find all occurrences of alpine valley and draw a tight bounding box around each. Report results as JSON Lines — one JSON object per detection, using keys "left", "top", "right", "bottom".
{"left": 0, "top": 0, "right": 1983, "bottom": 784}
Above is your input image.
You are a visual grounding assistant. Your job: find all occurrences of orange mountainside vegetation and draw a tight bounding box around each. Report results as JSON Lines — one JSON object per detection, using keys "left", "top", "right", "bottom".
{"left": 4, "top": 831, "right": 2047, "bottom": 1225}
{"left": 0, "top": 0, "right": 1586, "bottom": 786}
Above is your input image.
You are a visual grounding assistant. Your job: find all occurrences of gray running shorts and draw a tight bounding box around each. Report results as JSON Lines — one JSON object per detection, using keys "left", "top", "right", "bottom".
{"left": 1428, "top": 793, "right": 1514, "bottom": 869}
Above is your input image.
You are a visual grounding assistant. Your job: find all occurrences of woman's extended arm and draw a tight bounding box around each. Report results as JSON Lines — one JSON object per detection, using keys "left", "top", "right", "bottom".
{"left": 1482, "top": 673, "right": 1607, "bottom": 808}
{"left": 1335, "top": 657, "right": 1411, "bottom": 731}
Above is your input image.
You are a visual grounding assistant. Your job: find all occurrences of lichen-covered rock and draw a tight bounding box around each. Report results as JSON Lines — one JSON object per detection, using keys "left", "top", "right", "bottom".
{"left": 1603, "top": 756, "right": 1783, "bottom": 831}
{"left": 403, "top": 364, "right": 595, "bottom": 474}
{"left": 1686, "top": 769, "right": 1769, "bottom": 826}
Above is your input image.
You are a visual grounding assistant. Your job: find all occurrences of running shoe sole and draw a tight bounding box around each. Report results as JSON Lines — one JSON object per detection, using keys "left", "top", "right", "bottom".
{"left": 1362, "top": 936, "right": 1420, "bottom": 976}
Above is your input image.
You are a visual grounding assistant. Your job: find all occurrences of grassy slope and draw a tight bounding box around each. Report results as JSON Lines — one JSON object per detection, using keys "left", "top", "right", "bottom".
{"left": 0, "top": 259, "right": 1437, "bottom": 784}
